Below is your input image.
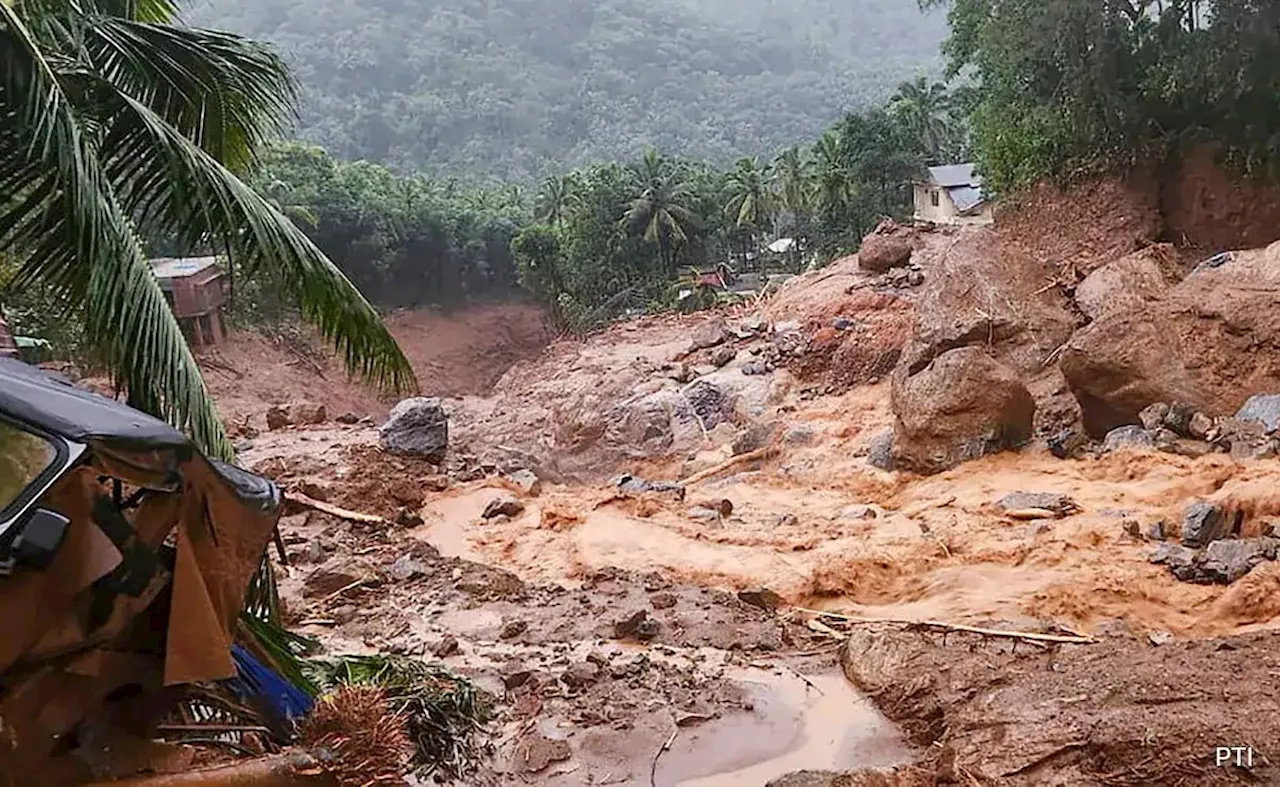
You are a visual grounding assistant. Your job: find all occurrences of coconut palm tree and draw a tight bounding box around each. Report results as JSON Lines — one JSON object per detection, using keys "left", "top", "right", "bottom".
{"left": 621, "top": 148, "right": 698, "bottom": 276}
{"left": 0, "top": 0, "right": 415, "bottom": 459}
{"left": 889, "top": 76, "right": 959, "bottom": 163}
{"left": 534, "top": 174, "right": 579, "bottom": 229}
{"left": 723, "top": 156, "right": 776, "bottom": 235}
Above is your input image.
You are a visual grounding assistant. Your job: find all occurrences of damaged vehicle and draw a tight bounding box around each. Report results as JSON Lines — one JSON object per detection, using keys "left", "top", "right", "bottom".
{"left": 0, "top": 357, "right": 283, "bottom": 784}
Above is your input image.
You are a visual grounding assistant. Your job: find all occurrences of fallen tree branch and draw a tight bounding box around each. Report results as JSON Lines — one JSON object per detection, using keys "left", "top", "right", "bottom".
{"left": 679, "top": 447, "right": 777, "bottom": 486}
{"left": 86, "top": 751, "right": 338, "bottom": 786}
{"left": 650, "top": 729, "right": 678, "bottom": 787}
{"left": 288, "top": 493, "right": 387, "bottom": 525}
{"left": 794, "top": 608, "right": 1095, "bottom": 645}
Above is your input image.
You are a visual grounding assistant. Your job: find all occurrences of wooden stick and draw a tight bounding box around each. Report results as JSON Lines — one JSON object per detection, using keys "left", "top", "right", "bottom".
{"left": 679, "top": 447, "right": 777, "bottom": 485}
{"left": 288, "top": 492, "right": 386, "bottom": 525}
{"left": 794, "top": 607, "right": 1094, "bottom": 644}
{"left": 650, "top": 729, "right": 678, "bottom": 787}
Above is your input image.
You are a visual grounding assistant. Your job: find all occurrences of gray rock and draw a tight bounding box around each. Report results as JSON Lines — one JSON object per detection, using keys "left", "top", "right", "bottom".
{"left": 1182, "top": 501, "right": 1227, "bottom": 548}
{"left": 1163, "top": 403, "right": 1196, "bottom": 435}
{"left": 907, "top": 269, "right": 925, "bottom": 287}
{"left": 742, "top": 361, "right": 771, "bottom": 376}
{"left": 380, "top": 397, "right": 449, "bottom": 462}
{"left": 773, "top": 320, "right": 801, "bottom": 335}
{"left": 689, "top": 318, "right": 729, "bottom": 351}
{"left": 1188, "top": 411, "right": 1213, "bottom": 439}
{"left": 614, "top": 474, "right": 686, "bottom": 500}
{"left": 832, "top": 317, "right": 855, "bottom": 331}
{"left": 684, "top": 380, "right": 731, "bottom": 430}
{"left": 388, "top": 554, "right": 429, "bottom": 581}
{"left": 1104, "top": 425, "right": 1156, "bottom": 451}
{"left": 996, "top": 492, "right": 1078, "bottom": 517}
{"left": 1147, "top": 520, "right": 1167, "bottom": 541}
{"left": 483, "top": 494, "right": 525, "bottom": 519}
{"left": 508, "top": 469, "right": 542, "bottom": 497}
{"left": 1139, "top": 402, "right": 1170, "bottom": 431}
{"left": 782, "top": 424, "right": 816, "bottom": 445}
{"left": 1201, "top": 538, "right": 1280, "bottom": 584}
{"left": 1236, "top": 394, "right": 1280, "bottom": 432}
{"left": 732, "top": 422, "right": 778, "bottom": 455}
{"left": 866, "top": 429, "right": 895, "bottom": 471}
{"left": 560, "top": 661, "right": 601, "bottom": 689}
{"left": 1149, "top": 542, "right": 1198, "bottom": 575}
{"left": 686, "top": 506, "right": 721, "bottom": 522}
{"left": 709, "top": 346, "right": 737, "bottom": 368}
{"left": 838, "top": 505, "right": 877, "bottom": 521}
{"left": 737, "top": 587, "right": 785, "bottom": 612}
{"left": 1047, "top": 428, "right": 1084, "bottom": 459}
{"left": 336, "top": 412, "right": 361, "bottom": 425}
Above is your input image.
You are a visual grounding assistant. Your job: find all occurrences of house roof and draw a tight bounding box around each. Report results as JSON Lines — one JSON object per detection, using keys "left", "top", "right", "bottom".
{"left": 151, "top": 256, "right": 220, "bottom": 281}
{"left": 923, "top": 163, "right": 987, "bottom": 215}
{"left": 927, "top": 164, "right": 981, "bottom": 189}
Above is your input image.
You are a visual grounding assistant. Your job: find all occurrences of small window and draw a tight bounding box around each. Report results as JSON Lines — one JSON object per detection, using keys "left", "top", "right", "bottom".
{"left": 930, "top": 190, "right": 940, "bottom": 207}
{"left": 0, "top": 421, "right": 57, "bottom": 517}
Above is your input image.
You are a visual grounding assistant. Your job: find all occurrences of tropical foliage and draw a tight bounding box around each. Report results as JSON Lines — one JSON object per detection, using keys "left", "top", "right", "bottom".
{"left": 189, "top": 0, "right": 948, "bottom": 179}
{"left": 0, "top": 0, "right": 413, "bottom": 459}
{"left": 924, "top": 0, "right": 1280, "bottom": 192}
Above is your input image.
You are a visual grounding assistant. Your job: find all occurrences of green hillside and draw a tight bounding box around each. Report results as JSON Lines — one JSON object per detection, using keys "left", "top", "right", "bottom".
{"left": 186, "top": 0, "right": 946, "bottom": 179}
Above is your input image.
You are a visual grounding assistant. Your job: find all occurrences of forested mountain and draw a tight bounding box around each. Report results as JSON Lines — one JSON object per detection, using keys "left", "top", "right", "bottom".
{"left": 186, "top": 0, "right": 946, "bottom": 180}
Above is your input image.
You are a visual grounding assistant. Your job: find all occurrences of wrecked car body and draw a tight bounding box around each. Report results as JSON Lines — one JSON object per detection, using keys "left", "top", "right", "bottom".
{"left": 0, "top": 357, "right": 282, "bottom": 784}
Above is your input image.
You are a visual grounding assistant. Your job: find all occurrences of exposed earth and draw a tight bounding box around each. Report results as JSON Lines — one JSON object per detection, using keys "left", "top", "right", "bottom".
{"left": 211, "top": 177, "right": 1280, "bottom": 785}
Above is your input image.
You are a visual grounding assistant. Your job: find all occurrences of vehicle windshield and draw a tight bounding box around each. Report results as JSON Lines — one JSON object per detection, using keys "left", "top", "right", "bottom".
{"left": 0, "top": 421, "right": 57, "bottom": 516}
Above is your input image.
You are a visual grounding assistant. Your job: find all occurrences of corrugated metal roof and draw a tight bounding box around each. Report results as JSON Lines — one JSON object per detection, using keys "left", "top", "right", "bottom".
{"left": 151, "top": 256, "right": 219, "bottom": 280}
{"left": 927, "top": 163, "right": 980, "bottom": 189}
{"left": 948, "top": 185, "right": 985, "bottom": 213}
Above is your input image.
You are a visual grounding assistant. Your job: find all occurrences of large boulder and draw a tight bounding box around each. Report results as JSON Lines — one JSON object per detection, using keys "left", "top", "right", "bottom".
{"left": 380, "top": 397, "right": 449, "bottom": 462}
{"left": 1060, "top": 240, "right": 1280, "bottom": 433}
{"left": 1073, "top": 244, "right": 1178, "bottom": 321}
{"left": 857, "top": 220, "right": 915, "bottom": 273}
{"left": 891, "top": 347, "right": 1036, "bottom": 474}
{"left": 1059, "top": 308, "right": 1201, "bottom": 436}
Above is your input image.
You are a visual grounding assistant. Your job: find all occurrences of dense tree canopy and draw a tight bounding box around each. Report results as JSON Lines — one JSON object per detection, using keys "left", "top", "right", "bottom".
{"left": 187, "top": 0, "right": 947, "bottom": 179}
{"left": 926, "top": 0, "right": 1280, "bottom": 192}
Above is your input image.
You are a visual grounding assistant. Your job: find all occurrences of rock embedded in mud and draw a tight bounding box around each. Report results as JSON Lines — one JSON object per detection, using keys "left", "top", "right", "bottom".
{"left": 1182, "top": 501, "right": 1228, "bottom": 548}
{"left": 507, "top": 468, "right": 542, "bottom": 497}
{"left": 737, "top": 587, "right": 784, "bottom": 612}
{"left": 379, "top": 397, "right": 449, "bottom": 462}
{"left": 782, "top": 424, "right": 816, "bottom": 445}
{"left": 1235, "top": 393, "right": 1280, "bottom": 433}
{"left": 1103, "top": 425, "right": 1156, "bottom": 452}
{"left": 500, "top": 619, "right": 529, "bottom": 640}
{"left": 1201, "top": 538, "right": 1280, "bottom": 584}
{"left": 614, "top": 610, "right": 660, "bottom": 641}
{"left": 1149, "top": 542, "right": 1198, "bottom": 577}
{"left": 431, "top": 635, "right": 460, "bottom": 658}
{"left": 732, "top": 421, "right": 778, "bottom": 455}
{"left": 866, "top": 429, "right": 895, "bottom": 471}
{"left": 709, "top": 346, "right": 737, "bottom": 368}
{"left": 890, "top": 347, "right": 1035, "bottom": 475}
{"left": 1139, "top": 402, "right": 1170, "bottom": 431}
{"left": 683, "top": 379, "right": 732, "bottom": 430}
{"left": 336, "top": 412, "right": 361, "bottom": 425}
{"left": 857, "top": 220, "right": 915, "bottom": 273}
{"left": 838, "top": 505, "right": 877, "bottom": 521}
{"left": 688, "top": 318, "right": 729, "bottom": 352}
{"left": 388, "top": 554, "right": 428, "bottom": 581}
{"left": 265, "top": 405, "right": 291, "bottom": 431}
{"left": 1188, "top": 411, "right": 1214, "bottom": 440}
{"left": 686, "top": 506, "right": 721, "bottom": 523}
{"left": 996, "top": 492, "right": 1079, "bottom": 518}
{"left": 561, "top": 661, "right": 602, "bottom": 690}
{"left": 483, "top": 494, "right": 524, "bottom": 519}
{"left": 288, "top": 401, "right": 327, "bottom": 424}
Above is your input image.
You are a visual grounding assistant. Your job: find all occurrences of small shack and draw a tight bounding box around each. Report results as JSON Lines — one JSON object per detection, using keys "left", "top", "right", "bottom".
{"left": 151, "top": 256, "right": 227, "bottom": 347}
{"left": 913, "top": 163, "right": 994, "bottom": 226}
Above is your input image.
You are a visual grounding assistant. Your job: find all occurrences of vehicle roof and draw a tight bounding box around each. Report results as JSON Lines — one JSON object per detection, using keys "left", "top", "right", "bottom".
{"left": 0, "top": 357, "right": 190, "bottom": 448}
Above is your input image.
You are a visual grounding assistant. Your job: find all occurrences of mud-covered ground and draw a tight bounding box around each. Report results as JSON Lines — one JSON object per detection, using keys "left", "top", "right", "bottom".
{"left": 226, "top": 184, "right": 1280, "bottom": 785}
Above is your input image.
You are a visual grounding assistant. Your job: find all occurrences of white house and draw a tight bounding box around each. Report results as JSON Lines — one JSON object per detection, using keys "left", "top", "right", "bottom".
{"left": 913, "top": 163, "right": 994, "bottom": 225}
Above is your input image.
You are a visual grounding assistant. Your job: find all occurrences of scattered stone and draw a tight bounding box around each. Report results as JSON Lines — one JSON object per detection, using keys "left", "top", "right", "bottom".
{"left": 692, "top": 364, "right": 718, "bottom": 377}
{"left": 1148, "top": 631, "right": 1174, "bottom": 646}
{"left": 1182, "top": 501, "right": 1228, "bottom": 548}
{"left": 1188, "top": 411, "right": 1214, "bottom": 440}
{"left": 996, "top": 492, "right": 1079, "bottom": 518}
{"left": 742, "top": 315, "right": 768, "bottom": 334}
{"left": 742, "top": 361, "right": 771, "bottom": 376}
{"left": 1148, "top": 542, "right": 1198, "bottom": 579}
{"left": 304, "top": 538, "right": 327, "bottom": 564}
{"left": 431, "top": 635, "right": 460, "bottom": 658}
{"left": 1103, "top": 425, "right": 1156, "bottom": 452}
{"left": 502, "top": 669, "right": 536, "bottom": 691}
{"left": 1147, "top": 520, "right": 1167, "bottom": 541}
{"left": 1139, "top": 402, "right": 1170, "bottom": 431}
{"left": 1122, "top": 520, "right": 1141, "bottom": 539}
{"left": 773, "top": 320, "right": 801, "bottom": 335}
{"left": 265, "top": 406, "right": 290, "bottom": 431}
{"left": 1156, "top": 433, "right": 1214, "bottom": 459}
{"left": 615, "top": 475, "right": 685, "bottom": 501}
{"left": 330, "top": 605, "right": 357, "bottom": 625}
{"left": 832, "top": 317, "right": 855, "bottom": 331}
{"left": 866, "top": 429, "right": 895, "bottom": 471}
{"left": 1048, "top": 428, "right": 1086, "bottom": 459}
{"left": 650, "top": 592, "right": 678, "bottom": 610}
{"left": 1201, "top": 538, "right": 1280, "bottom": 584}
{"left": 380, "top": 397, "right": 449, "bottom": 462}
{"left": 737, "top": 587, "right": 784, "bottom": 612}
{"left": 483, "top": 494, "right": 525, "bottom": 520}
{"left": 709, "top": 346, "right": 737, "bottom": 368}
{"left": 288, "top": 402, "right": 327, "bottom": 424}
{"left": 689, "top": 318, "right": 729, "bottom": 351}
{"left": 561, "top": 661, "right": 602, "bottom": 690}
{"left": 707, "top": 421, "right": 738, "bottom": 447}
{"left": 388, "top": 555, "right": 428, "bottom": 581}
{"left": 684, "top": 379, "right": 731, "bottom": 430}
{"left": 1236, "top": 394, "right": 1280, "bottom": 432}
{"left": 775, "top": 513, "right": 799, "bottom": 528}
{"left": 508, "top": 468, "right": 542, "bottom": 497}
{"left": 733, "top": 422, "right": 778, "bottom": 455}
{"left": 394, "top": 507, "right": 424, "bottom": 526}
{"left": 782, "top": 424, "right": 815, "bottom": 445}
{"left": 500, "top": 620, "right": 530, "bottom": 640}
{"left": 614, "top": 610, "right": 660, "bottom": 641}
{"left": 686, "top": 506, "right": 721, "bottom": 523}
{"left": 907, "top": 269, "right": 925, "bottom": 287}
{"left": 336, "top": 412, "right": 361, "bottom": 425}
{"left": 1163, "top": 403, "right": 1196, "bottom": 435}
{"left": 838, "top": 505, "right": 877, "bottom": 521}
